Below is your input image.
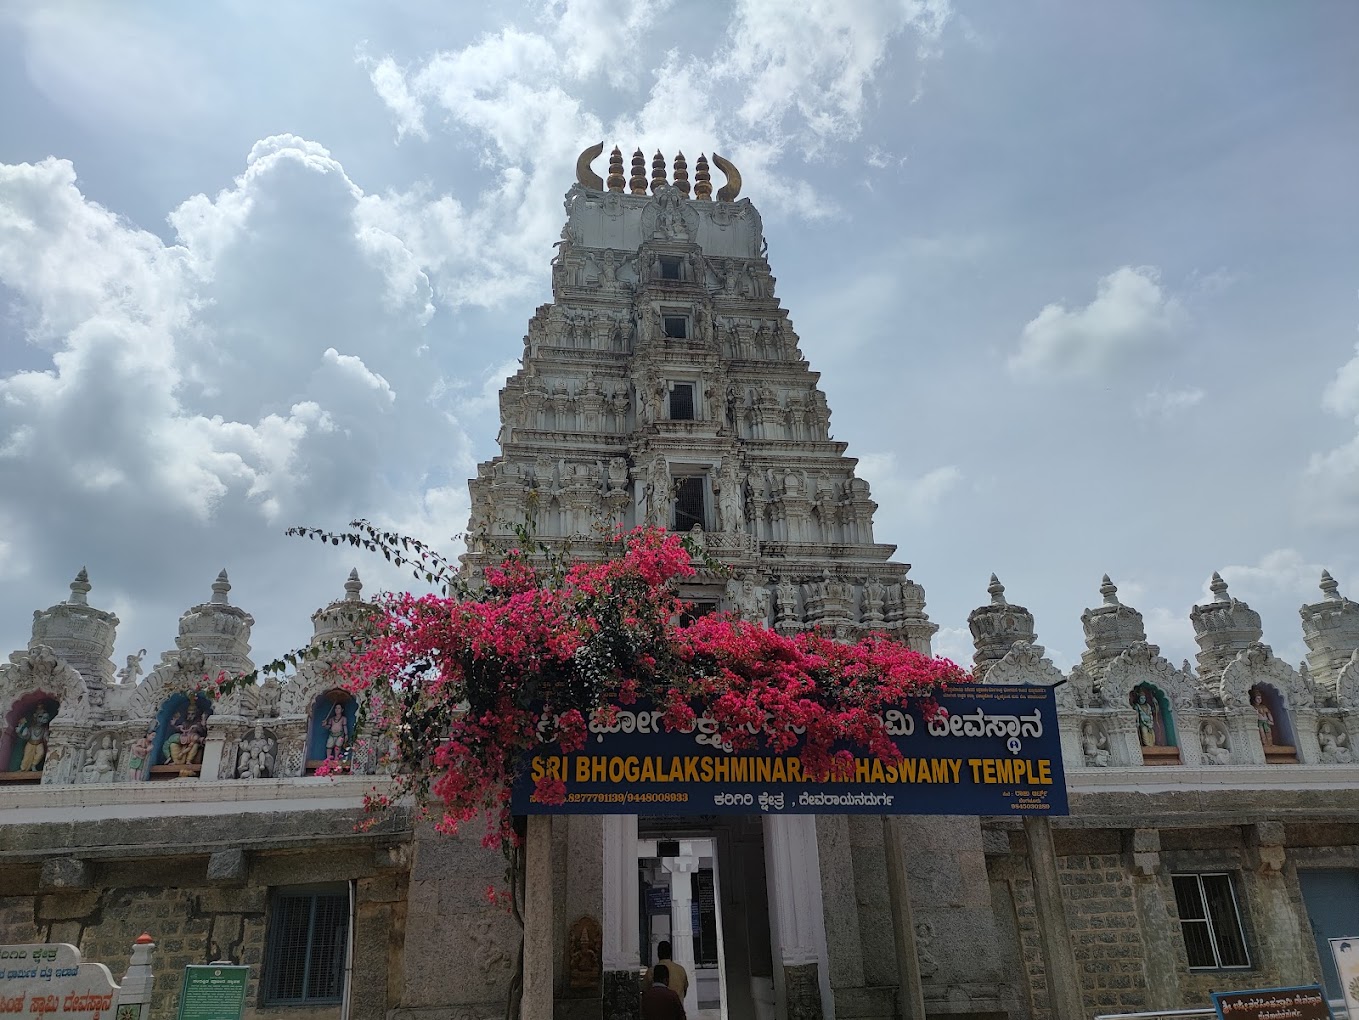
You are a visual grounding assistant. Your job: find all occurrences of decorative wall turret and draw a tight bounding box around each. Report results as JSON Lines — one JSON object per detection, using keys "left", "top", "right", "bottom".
{"left": 1191, "top": 573, "right": 1263, "bottom": 682}
{"left": 28, "top": 568, "right": 119, "bottom": 688}
{"left": 310, "top": 568, "right": 368, "bottom": 647}
{"left": 1300, "top": 570, "right": 1359, "bottom": 692}
{"left": 968, "top": 575, "right": 1039, "bottom": 677}
{"left": 174, "top": 570, "right": 255, "bottom": 678}
{"left": 1079, "top": 575, "right": 1148, "bottom": 679}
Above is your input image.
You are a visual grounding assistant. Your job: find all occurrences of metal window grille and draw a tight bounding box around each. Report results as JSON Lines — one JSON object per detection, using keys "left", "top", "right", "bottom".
{"left": 673, "top": 477, "right": 706, "bottom": 531}
{"left": 263, "top": 887, "right": 350, "bottom": 1004}
{"left": 659, "top": 257, "right": 682, "bottom": 280}
{"left": 663, "top": 316, "right": 688, "bottom": 339}
{"left": 1171, "top": 873, "right": 1250, "bottom": 970}
{"left": 669, "top": 384, "right": 695, "bottom": 420}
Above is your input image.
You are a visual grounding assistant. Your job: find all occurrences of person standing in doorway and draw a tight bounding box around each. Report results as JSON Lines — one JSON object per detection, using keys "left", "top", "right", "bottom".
{"left": 642, "top": 941, "right": 689, "bottom": 1000}
{"left": 641, "top": 964, "right": 685, "bottom": 1020}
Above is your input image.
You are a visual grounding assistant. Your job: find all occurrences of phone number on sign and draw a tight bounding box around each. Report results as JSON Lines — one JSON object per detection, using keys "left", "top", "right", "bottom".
{"left": 565, "top": 792, "right": 690, "bottom": 804}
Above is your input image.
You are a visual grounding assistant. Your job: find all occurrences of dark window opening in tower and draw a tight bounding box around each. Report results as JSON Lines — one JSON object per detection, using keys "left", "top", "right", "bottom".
{"left": 669, "top": 383, "right": 695, "bottom": 420}
{"left": 673, "top": 476, "right": 706, "bottom": 531}
{"left": 658, "top": 256, "right": 682, "bottom": 281}
{"left": 679, "top": 600, "right": 718, "bottom": 627}
{"left": 663, "top": 316, "right": 688, "bottom": 339}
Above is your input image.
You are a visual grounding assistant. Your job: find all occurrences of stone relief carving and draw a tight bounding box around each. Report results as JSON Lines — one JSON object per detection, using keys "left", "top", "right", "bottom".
{"left": 1221, "top": 642, "right": 1314, "bottom": 710}
{"left": 236, "top": 724, "right": 277, "bottom": 779}
{"left": 1081, "top": 721, "right": 1111, "bottom": 767}
{"left": 116, "top": 649, "right": 146, "bottom": 685}
{"left": 1318, "top": 719, "right": 1354, "bottom": 763}
{"left": 1199, "top": 719, "right": 1233, "bottom": 765}
{"left": 471, "top": 915, "right": 513, "bottom": 981}
{"left": 982, "top": 641, "right": 1064, "bottom": 688}
{"left": 80, "top": 733, "right": 119, "bottom": 783}
{"left": 914, "top": 921, "right": 939, "bottom": 980}
{"left": 567, "top": 915, "right": 602, "bottom": 991}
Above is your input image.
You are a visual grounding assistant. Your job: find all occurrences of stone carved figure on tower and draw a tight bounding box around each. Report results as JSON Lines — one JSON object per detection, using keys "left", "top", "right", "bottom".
{"left": 1132, "top": 686, "right": 1163, "bottom": 747}
{"left": 164, "top": 699, "right": 208, "bottom": 766}
{"left": 1200, "top": 720, "right": 1233, "bottom": 765}
{"left": 15, "top": 705, "right": 53, "bottom": 772}
{"left": 125, "top": 727, "right": 156, "bottom": 781}
{"left": 1252, "top": 688, "right": 1276, "bottom": 745}
{"left": 117, "top": 649, "right": 147, "bottom": 685}
{"left": 81, "top": 734, "right": 118, "bottom": 783}
{"left": 715, "top": 462, "right": 745, "bottom": 533}
{"left": 237, "top": 723, "right": 277, "bottom": 779}
{"left": 1081, "top": 721, "right": 1111, "bottom": 767}
{"left": 1318, "top": 720, "right": 1354, "bottom": 763}
{"left": 325, "top": 701, "right": 350, "bottom": 761}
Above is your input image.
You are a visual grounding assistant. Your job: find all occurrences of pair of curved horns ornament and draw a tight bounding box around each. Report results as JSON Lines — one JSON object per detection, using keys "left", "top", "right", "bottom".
{"left": 575, "top": 143, "right": 741, "bottom": 201}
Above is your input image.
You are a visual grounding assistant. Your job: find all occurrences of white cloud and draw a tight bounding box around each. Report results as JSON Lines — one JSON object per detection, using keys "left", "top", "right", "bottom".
{"left": 1322, "top": 343, "right": 1359, "bottom": 419}
{"left": 857, "top": 453, "right": 962, "bottom": 524}
{"left": 1303, "top": 342, "right": 1359, "bottom": 527}
{"left": 546, "top": 0, "right": 671, "bottom": 85}
{"left": 1142, "top": 606, "right": 1197, "bottom": 667}
{"left": 366, "top": 55, "right": 428, "bottom": 141}
{"left": 931, "top": 625, "right": 971, "bottom": 667}
{"left": 1215, "top": 549, "right": 1327, "bottom": 605}
{"left": 321, "top": 348, "right": 396, "bottom": 404}
{"left": 1135, "top": 384, "right": 1204, "bottom": 421}
{"left": 716, "top": 0, "right": 951, "bottom": 151}
{"left": 0, "top": 137, "right": 490, "bottom": 661}
{"left": 1009, "top": 266, "right": 1182, "bottom": 380}
{"left": 360, "top": 0, "right": 951, "bottom": 242}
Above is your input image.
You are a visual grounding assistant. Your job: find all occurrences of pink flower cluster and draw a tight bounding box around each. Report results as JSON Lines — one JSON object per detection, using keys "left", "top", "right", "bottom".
{"left": 338, "top": 527, "right": 965, "bottom": 852}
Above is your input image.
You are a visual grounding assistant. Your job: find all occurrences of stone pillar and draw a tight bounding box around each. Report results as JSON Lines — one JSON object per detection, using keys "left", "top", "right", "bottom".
{"left": 603, "top": 815, "right": 641, "bottom": 1020}
{"left": 524, "top": 815, "right": 555, "bottom": 1020}
{"left": 117, "top": 933, "right": 156, "bottom": 1020}
{"left": 764, "top": 814, "right": 831, "bottom": 1020}
{"left": 1022, "top": 817, "right": 1084, "bottom": 1020}
{"left": 1128, "top": 829, "right": 1181, "bottom": 1007}
{"left": 883, "top": 816, "right": 926, "bottom": 1020}
{"left": 1293, "top": 703, "right": 1323, "bottom": 763}
{"left": 667, "top": 856, "right": 699, "bottom": 1019}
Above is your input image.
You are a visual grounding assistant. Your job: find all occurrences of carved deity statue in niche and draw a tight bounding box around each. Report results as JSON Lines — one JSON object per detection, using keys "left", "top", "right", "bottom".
{"left": 163, "top": 699, "right": 209, "bottom": 766}
{"left": 126, "top": 727, "right": 156, "bottom": 781}
{"left": 82, "top": 735, "right": 118, "bottom": 783}
{"left": 325, "top": 702, "right": 350, "bottom": 761}
{"left": 237, "top": 723, "right": 277, "bottom": 779}
{"left": 1251, "top": 687, "right": 1276, "bottom": 746}
{"left": 567, "top": 916, "right": 602, "bottom": 991}
{"left": 15, "top": 705, "right": 52, "bottom": 772}
{"left": 1081, "top": 721, "right": 1111, "bottom": 767}
{"left": 1131, "top": 686, "right": 1166, "bottom": 747}
{"left": 1319, "top": 722, "right": 1354, "bottom": 764}
{"left": 1200, "top": 721, "right": 1232, "bottom": 765}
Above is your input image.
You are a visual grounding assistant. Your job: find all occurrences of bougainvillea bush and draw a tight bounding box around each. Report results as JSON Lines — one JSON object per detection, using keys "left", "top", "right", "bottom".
{"left": 273, "top": 522, "right": 966, "bottom": 855}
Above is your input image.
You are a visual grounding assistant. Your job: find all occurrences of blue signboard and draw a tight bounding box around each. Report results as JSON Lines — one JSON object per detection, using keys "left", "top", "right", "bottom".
{"left": 511, "top": 683, "right": 1067, "bottom": 816}
{"left": 645, "top": 886, "right": 671, "bottom": 914}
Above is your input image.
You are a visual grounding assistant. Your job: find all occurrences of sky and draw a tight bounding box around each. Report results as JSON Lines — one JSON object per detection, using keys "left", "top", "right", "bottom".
{"left": 1, "top": 0, "right": 1357, "bottom": 677}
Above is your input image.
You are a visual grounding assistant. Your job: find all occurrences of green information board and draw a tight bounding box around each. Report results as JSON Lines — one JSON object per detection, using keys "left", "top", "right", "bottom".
{"left": 176, "top": 965, "right": 249, "bottom": 1020}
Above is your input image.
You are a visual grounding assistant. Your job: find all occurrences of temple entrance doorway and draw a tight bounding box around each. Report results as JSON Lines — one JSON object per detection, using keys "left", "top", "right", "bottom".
{"left": 637, "top": 816, "right": 775, "bottom": 1020}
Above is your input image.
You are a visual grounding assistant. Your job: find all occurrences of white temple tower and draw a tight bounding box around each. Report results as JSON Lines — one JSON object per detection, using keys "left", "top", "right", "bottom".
{"left": 465, "top": 145, "right": 936, "bottom": 654}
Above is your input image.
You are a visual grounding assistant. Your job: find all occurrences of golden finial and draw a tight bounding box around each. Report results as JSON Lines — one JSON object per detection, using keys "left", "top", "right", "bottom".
{"left": 712, "top": 153, "right": 742, "bottom": 202}
{"left": 672, "top": 151, "right": 690, "bottom": 197}
{"left": 650, "top": 150, "right": 667, "bottom": 192}
{"left": 575, "top": 142, "right": 604, "bottom": 191}
{"left": 607, "top": 146, "right": 625, "bottom": 192}
{"left": 629, "top": 149, "right": 648, "bottom": 194}
{"left": 694, "top": 154, "right": 712, "bottom": 200}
